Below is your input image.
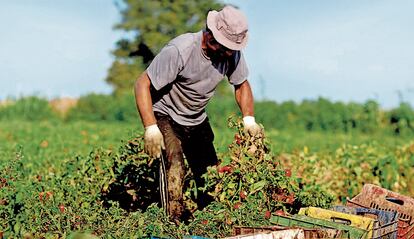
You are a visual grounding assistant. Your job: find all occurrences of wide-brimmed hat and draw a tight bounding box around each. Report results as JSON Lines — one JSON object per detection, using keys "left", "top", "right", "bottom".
{"left": 206, "top": 5, "right": 248, "bottom": 51}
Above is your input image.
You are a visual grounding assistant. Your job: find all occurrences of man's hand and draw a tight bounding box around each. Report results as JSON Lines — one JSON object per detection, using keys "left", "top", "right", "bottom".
{"left": 243, "top": 116, "right": 262, "bottom": 136}
{"left": 144, "top": 124, "right": 165, "bottom": 158}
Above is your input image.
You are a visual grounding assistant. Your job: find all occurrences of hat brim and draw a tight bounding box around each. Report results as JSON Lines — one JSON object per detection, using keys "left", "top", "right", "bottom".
{"left": 206, "top": 10, "right": 248, "bottom": 51}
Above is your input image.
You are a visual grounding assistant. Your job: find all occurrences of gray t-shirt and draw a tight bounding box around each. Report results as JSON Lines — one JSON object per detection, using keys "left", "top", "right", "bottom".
{"left": 147, "top": 31, "right": 249, "bottom": 126}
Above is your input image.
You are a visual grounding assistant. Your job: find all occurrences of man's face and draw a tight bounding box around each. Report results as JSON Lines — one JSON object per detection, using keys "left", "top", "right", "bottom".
{"left": 206, "top": 32, "right": 235, "bottom": 59}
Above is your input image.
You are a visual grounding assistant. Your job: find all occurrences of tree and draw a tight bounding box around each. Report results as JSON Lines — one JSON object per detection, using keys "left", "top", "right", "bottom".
{"left": 107, "top": 0, "right": 224, "bottom": 94}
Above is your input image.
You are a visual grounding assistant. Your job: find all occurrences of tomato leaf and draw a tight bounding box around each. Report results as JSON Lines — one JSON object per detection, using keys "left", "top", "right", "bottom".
{"left": 250, "top": 180, "right": 267, "bottom": 193}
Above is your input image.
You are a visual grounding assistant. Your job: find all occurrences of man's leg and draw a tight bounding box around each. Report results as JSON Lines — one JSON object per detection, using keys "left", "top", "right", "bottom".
{"left": 179, "top": 118, "right": 218, "bottom": 210}
{"left": 155, "top": 114, "right": 185, "bottom": 220}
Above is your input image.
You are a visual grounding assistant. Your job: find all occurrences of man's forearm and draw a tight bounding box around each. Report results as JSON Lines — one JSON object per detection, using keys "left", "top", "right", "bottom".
{"left": 235, "top": 80, "right": 254, "bottom": 117}
{"left": 134, "top": 71, "right": 157, "bottom": 127}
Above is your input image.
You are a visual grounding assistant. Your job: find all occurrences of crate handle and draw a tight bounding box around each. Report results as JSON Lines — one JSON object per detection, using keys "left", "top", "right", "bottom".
{"left": 386, "top": 197, "right": 404, "bottom": 205}
{"left": 330, "top": 217, "right": 352, "bottom": 225}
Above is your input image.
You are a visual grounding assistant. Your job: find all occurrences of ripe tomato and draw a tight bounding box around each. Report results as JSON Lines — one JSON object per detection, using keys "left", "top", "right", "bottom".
{"left": 275, "top": 210, "right": 285, "bottom": 216}
{"left": 46, "top": 191, "right": 53, "bottom": 200}
{"left": 265, "top": 210, "right": 271, "bottom": 219}
{"left": 234, "top": 202, "right": 242, "bottom": 209}
{"left": 39, "top": 192, "right": 44, "bottom": 202}
{"left": 234, "top": 134, "right": 242, "bottom": 145}
{"left": 286, "top": 194, "right": 295, "bottom": 205}
{"left": 59, "top": 204, "right": 65, "bottom": 213}
{"left": 218, "top": 166, "right": 233, "bottom": 173}
{"left": 284, "top": 169, "right": 292, "bottom": 177}
{"left": 239, "top": 190, "right": 247, "bottom": 199}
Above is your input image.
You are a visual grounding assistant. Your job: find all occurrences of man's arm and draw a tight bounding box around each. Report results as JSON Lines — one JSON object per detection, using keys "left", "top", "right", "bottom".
{"left": 134, "top": 71, "right": 157, "bottom": 127}
{"left": 234, "top": 80, "right": 254, "bottom": 117}
{"left": 234, "top": 80, "right": 262, "bottom": 136}
{"left": 134, "top": 71, "right": 164, "bottom": 158}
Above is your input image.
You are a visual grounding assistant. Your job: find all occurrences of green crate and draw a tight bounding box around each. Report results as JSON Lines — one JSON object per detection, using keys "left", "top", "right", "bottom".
{"left": 270, "top": 214, "right": 368, "bottom": 239}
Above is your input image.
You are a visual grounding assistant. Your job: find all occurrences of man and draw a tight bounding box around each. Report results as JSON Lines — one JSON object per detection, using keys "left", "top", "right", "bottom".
{"left": 134, "top": 5, "right": 261, "bottom": 221}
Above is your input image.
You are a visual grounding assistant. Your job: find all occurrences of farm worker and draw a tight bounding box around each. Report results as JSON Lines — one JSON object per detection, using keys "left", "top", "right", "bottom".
{"left": 134, "top": 5, "right": 261, "bottom": 222}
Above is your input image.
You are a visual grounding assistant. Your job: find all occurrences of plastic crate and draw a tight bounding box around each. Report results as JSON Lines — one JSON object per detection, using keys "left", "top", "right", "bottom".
{"left": 232, "top": 225, "right": 344, "bottom": 238}
{"left": 347, "top": 184, "right": 414, "bottom": 238}
{"left": 299, "top": 206, "right": 375, "bottom": 238}
{"left": 225, "top": 228, "right": 305, "bottom": 239}
{"left": 332, "top": 206, "right": 398, "bottom": 239}
{"left": 270, "top": 214, "right": 367, "bottom": 238}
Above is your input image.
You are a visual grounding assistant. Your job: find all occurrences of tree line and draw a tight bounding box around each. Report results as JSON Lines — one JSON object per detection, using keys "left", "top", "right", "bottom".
{"left": 1, "top": 95, "right": 413, "bottom": 136}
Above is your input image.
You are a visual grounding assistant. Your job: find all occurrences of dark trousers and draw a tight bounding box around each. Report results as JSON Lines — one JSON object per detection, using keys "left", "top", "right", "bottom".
{"left": 155, "top": 112, "right": 218, "bottom": 216}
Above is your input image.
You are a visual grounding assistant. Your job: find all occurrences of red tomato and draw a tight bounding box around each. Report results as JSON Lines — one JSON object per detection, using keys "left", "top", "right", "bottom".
{"left": 218, "top": 166, "right": 233, "bottom": 173}
{"left": 46, "top": 191, "right": 53, "bottom": 200}
{"left": 39, "top": 192, "right": 44, "bottom": 202}
{"left": 59, "top": 204, "right": 65, "bottom": 213}
{"left": 286, "top": 194, "right": 295, "bottom": 205}
{"left": 239, "top": 190, "right": 247, "bottom": 199}
{"left": 265, "top": 210, "right": 271, "bottom": 219}
{"left": 285, "top": 169, "right": 292, "bottom": 177}
{"left": 275, "top": 210, "right": 285, "bottom": 216}
{"left": 234, "top": 134, "right": 242, "bottom": 145}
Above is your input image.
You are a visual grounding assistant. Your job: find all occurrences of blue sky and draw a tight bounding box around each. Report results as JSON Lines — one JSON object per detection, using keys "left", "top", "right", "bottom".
{"left": 1, "top": 1, "right": 414, "bottom": 108}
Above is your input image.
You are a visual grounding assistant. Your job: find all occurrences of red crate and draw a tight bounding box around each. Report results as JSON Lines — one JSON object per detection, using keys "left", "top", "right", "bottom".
{"left": 347, "top": 184, "right": 414, "bottom": 239}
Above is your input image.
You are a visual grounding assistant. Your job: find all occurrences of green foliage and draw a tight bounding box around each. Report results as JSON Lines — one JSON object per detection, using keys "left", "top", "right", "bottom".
{"left": 2, "top": 94, "right": 414, "bottom": 137}
{"left": 0, "top": 97, "right": 58, "bottom": 121}
{"left": 254, "top": 97, "right": 386, "bottom": 133}
{"left": 107, "top": 0, "right": 224, "bottom": 93}
{"left": 279, "top": 141, "right": 414, "bottom": 203}
{"left": 204, "top": 116, "right": 334, "bottom": 216}
{"left": 206, "top": 95, "right": 239, "bottom": 129}
{"left": 387, "top": 102, "right": 414, "bottom": 135}
{"left": 114, "top": 0, "right": 223, "bottom": 54}
{"left": 0, "top": 117, "right": 333, "bottom": 238}
{"left": 66, "top": 93, "right": 139, "bottom": 122}
{"left": 105, "top": 59, "right": 146, "bottom": 95}
{"left": 2, "top": 115, "right": 414, "bottom": 237}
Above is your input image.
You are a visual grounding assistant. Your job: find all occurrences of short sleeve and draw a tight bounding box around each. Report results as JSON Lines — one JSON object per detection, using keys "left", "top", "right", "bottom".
{"left": 147, "top": 45, "right": 183, "bottom": 90}
{"left": 228, "top": 52, "right": 249, "bottom": 86}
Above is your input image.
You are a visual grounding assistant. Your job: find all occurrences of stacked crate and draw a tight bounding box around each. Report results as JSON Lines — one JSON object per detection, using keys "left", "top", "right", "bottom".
{"left": 347, "top": 184, "right": 414, "bottom": 239}
{"left": 229, "top": 184, "right": 414, "bottom": 239}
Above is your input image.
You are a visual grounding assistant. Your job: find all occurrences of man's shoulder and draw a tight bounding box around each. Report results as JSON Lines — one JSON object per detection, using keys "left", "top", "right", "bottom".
{"left": 168, "top": 31, "right": 201, "bottom": 57}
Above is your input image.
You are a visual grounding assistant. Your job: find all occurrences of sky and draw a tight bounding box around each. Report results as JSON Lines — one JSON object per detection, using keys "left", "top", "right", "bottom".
{"left": 1, "top": 1, "right": 414, "bottom": 109}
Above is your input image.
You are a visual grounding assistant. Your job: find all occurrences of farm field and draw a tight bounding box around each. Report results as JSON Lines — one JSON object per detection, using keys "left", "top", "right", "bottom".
{"left": 3, "top": 0, "right": 414, "bottom": 237}
{"left": 1, "top": 119, "right": 414, "bottom": 238}
{"left": 1, "top": 120, "right": 411, "bottom": 164}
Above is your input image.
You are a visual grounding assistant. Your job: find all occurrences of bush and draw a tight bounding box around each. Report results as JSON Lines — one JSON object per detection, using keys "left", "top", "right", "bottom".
{"left": 65, "top": 93, "right": 139, "bottom": 122}
{"left": 252, "top": 97, "right": 386, "bottom": 133}
{"left": 387, "top": 102, "right": 414, "bottom": 135}
{"left": 0, "top": 97, "right": 58, "bottom": 121}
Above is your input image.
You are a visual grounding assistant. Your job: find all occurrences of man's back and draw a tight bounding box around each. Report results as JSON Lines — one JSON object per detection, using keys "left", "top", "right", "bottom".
{"left": 148, "top": 31, "right": 248, "bottom": 126}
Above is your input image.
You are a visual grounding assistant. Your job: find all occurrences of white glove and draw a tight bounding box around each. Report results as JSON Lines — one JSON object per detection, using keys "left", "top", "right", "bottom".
{"left": 144, "top": 124, "right": 165, "bottom": 158}
{"left": 243, "top": 116, "right": 262, "bottom": 136}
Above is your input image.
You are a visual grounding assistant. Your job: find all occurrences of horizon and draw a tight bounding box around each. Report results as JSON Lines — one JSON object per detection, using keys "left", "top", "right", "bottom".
{"left": 1, "top": 0, "right": 414, "bottom": 109}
